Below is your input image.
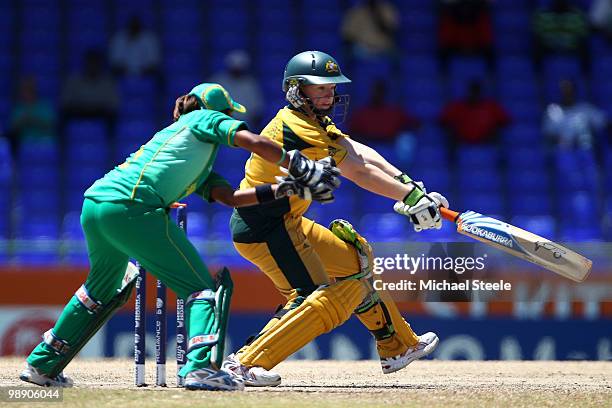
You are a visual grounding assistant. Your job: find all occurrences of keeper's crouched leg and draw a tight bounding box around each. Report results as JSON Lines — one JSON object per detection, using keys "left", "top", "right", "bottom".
{"left": 329, "top": 219, "right": 428, "bottom": 365}
{"left": 238, "top": 279, "right": 367, "bottom": 370}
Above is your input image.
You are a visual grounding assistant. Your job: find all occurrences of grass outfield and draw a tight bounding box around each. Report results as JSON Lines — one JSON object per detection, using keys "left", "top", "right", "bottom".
{"left": 0, "top": 358, "right": 610, "bottom": 407}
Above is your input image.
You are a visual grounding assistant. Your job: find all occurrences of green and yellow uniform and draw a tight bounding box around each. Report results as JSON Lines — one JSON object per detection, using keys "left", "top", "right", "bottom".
{"left": 231, "top": 107, "right": 420, "bottom": 370}
{"left": 27, "top": 101, "right": 246, "bottom": 378}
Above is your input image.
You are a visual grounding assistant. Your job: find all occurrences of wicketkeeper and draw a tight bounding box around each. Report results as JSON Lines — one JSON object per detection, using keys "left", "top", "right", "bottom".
{"left": 20, "top": 83, "right": 340, "bottom": 390}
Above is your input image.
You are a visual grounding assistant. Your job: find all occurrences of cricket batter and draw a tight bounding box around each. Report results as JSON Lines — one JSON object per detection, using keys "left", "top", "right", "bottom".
{"left": 221, "top": 52, "right": 448, "bottom": 386}
{"left": 19, "top": 83, "right": 340, "bottom": 390}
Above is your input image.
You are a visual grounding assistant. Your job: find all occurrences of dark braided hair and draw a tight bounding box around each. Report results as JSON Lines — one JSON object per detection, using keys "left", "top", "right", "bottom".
{"left": 172, "top": 94, "right": 200, "bottom": 121}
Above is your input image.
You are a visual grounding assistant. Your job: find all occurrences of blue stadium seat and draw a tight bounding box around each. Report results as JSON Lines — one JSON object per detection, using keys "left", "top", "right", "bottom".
{"left": 401, "top": 55, "right": 439, "bottom": 78}
{"left": 66, "top": 119, "right": 108, "bottom": 144}
{"left": 66, "top": 188, "right": 86, "bottom": 212}
{"left": 542, "top": 56, "right": 582, "bottom": 80}
{"left": 208, "top": 209, "right": 233, "bottom": 241}
{"left": 421, "top": 169, "right": 451, "bottom": 193}
{"left": 301, "top": 33, "right": 342, "bottom": 54}
{"left": 504, "top": 100, "right": 541, "bottom": 124}
{"left": 18, "top": 142, "right": 59, "bottom": 165}
{"left": 358, "top": 192, "right": 392, "bottom": 214}
{"left": 401, "top": 32, "right": 437, "bottom": 54}
{"left": 505, "top": 146, "right": 547, "bottom": 170}
{"left": 18, "top": 165, "right": 59, "bottom": 188}
{"left": 409, "top": 100, "right": 442, "bottom": 122}
{"left": 507, "top": 169, "right": 551, "bottom": 193}
{"left": 67, "top": 142, "right": 110, "bottom": 166}
{"left": 19, "top": 53, "right": 60, "bottom": 76}
{"left": 66, "top": 166, "right": 103, "bottom": 192}
{"left": 0, "top": 137, "right": 11, "bottom": 168}
{"left": 180, "top": 194, "right": 206, "bottom": 214}
{"left": 256, "top": 33, "right": 297, "bottom": 55}
{"left": 16, "top": 215, "right": 59, "bottom": 239}
{"left": 120, "top": 77, "right": 156, "bottom": 99}
{"left": 61, "top": 211, "right": 89, "bottom": 265}
{"left": 592, "top": 56, "right": 612, "bottom": 83}
{"left": 181, "top": 211, "right": 208, "bottom": 241}
{"left": 494, "top": 10, "right": 531, "bottom": 35}
{"left": 498, "top": 78, "right": 538, "bottom": 101}
{"left": 591, "top": 79, "right": 612, "bottom": 105}
{"left": 402, "top": 11, "right": 436, "bottom": 32}
{"left": 118, "top": 97, "right": 155, "bottom": 121}
{"left": 116, "top": 119, "right": 156, "bottom": 142}
{"left": 543, "top": 77, "right": 587, "bottom": 102}
{"left": 404, "top": 79, "right": 443, "bottom": 104}
{"left": 497, "top": 56, "right": 535, "bottom": 80}
{"left": 14, "top": 214, "right": 61, "bottom": 265}
{"left": 458, "top": 170, "right": 502, "bottom": 193}
{"left": 112, "top": 0, "right": 157, "bottom": 28}
{"left": 558, "top": 192, "right": 598, "bottom": 226}
{"left": 509, "top": 194, "right": 552, "bottom": 216}
{"left": 560, "top": 225, "right": 603, "bottom": 242}
{"left": 21, "top": 189, "right": 60, "bottom": 216}
{"left": 449, "top": 57, "right": 488, "bottom": 82}
{"left": 496, "top": 31, "right": 531, "bottom": 54}
{"left": 457, "top": 146, "right": 500, "bottom": 169}
{"left": 501, "top": 124, "right": 543, "bottom": 147}
{"left": 359, "top": 213, "right": 410, "bottom": 242}
{"left": 459, "top": 193, "right": 505, "bottom": 216}
{"left": 510, "top": 215, "right": 556, "bottom": 239}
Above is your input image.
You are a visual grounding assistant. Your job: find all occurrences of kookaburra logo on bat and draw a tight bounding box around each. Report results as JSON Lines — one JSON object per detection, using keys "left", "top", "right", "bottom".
{"left": 534, "top": 241, "right": 566, "bottom": 259}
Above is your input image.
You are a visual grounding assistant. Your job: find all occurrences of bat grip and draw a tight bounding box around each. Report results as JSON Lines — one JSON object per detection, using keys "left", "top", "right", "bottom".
{"left": 440, "top": 207, "right": 460, "bottom": 222}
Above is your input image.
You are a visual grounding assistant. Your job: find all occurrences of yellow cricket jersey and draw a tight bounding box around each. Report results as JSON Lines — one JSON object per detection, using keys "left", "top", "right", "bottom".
{"left": 231, "top": 106, "right": 349, "bottom": 243}
{"left": 241, "top": 106, "right": 349, "bottom": 215}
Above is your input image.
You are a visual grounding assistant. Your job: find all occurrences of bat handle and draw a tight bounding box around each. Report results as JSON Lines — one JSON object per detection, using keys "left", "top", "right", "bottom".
{"left": 440, "top": 207, "right": 460, "bottom": 223}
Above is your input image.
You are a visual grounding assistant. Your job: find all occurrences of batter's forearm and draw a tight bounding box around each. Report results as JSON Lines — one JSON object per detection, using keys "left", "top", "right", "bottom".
{"left": 347, "top": 163, "right": 411, "bottom": 201}
{"left": 354, "top": 141, "right": 402, "bottom": 177}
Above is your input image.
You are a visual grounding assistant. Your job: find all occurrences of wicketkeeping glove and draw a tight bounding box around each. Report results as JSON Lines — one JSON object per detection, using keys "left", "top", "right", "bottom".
{"left": 286, "top": 83, "right": 306, "bottom": 109}
{"left": 286, "top": 150, "right": 341, "bottom": 190}
{"left": 275, "top": 175, "right": 336, "bottom": 204}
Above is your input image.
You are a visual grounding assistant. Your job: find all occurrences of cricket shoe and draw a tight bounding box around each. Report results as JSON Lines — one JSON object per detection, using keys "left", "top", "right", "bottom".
{"left": 184, "top": 368, "right": 245, "bottom": 391}
{"left": 381, "top": 332, "right": 439, "bottom": 374}
{"left": 19, "top": 363, "right": 73, "bottom": 387}
{"left": 221, "top": 353, "right": 281, "bottom": 387}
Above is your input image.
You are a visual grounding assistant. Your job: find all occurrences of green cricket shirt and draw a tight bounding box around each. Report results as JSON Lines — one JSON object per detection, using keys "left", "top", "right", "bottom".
{"left": 85, "top": 109, "right": 247, "bottom": 207}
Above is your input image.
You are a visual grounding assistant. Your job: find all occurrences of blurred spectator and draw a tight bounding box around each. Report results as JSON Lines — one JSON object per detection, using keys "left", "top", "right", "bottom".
{"left": 437, "top": 0, "right": 494, "bottom": 71}
{"left": 542, "top": 79, "right": 609, "bottom": 151}
{"left": 341, "top": 0, "right": 399, "bottom": 62}
{"left": 348, "top": 79, "right": 419, "bottom": 142}
{"left": 532, "top": 0, "right": 589, "bottom": 71}
{"left": 8, "top": 77, "right": 56, "bottom": 153}
{"left": 208, "top": 50, "right": 263, "bottom": 129}
{"left": 439, "top": 79, "right": 510, "bottom": 146}
{"left": 60, "top": 50, "right": 118, "bottom": 128}
{"left": 109, "top": 16, "right": 160, "bottom": 77}
{"left": 590, "top": 0, "right": 612, "bottom": 43}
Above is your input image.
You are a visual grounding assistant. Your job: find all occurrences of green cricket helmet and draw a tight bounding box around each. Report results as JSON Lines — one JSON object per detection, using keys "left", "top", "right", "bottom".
{"left": 282, "top": 51, "right": 351, "bottom": 92}
{"left": 283, "top": 51, "right": 351, "bottom": 123}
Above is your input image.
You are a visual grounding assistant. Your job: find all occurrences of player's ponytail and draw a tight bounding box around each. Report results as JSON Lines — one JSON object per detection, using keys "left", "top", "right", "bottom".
{"left": 172, "top": 94, "right": 200, "bottom": 121}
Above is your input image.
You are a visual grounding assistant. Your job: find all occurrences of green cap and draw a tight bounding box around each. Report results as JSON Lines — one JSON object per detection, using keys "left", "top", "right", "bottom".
{"left": 188, "top": 83, "right": 246, "bottom": 113}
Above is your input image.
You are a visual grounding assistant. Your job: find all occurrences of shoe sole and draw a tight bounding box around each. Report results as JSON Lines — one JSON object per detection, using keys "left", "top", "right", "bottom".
{"left": 382, "top": 336, "right": 440, "bottom": 374}
{"left": 184, "top": 380, "right": 244, "bottom": 391}
{"left": 245, "top": 378, "right": 281, "bottom": 387}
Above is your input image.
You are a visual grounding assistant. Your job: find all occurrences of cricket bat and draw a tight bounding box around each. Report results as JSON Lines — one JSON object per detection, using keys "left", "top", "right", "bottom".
{"left": 440, "top": 208, "right": 592, "bottom": 282}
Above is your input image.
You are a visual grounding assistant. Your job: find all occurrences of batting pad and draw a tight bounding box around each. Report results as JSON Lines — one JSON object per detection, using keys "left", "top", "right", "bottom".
{"left": 239, "top": 279, "right": 366, "bottom": 370}
{"left": 356, "top": 290, "right": 420, "bottom": 359}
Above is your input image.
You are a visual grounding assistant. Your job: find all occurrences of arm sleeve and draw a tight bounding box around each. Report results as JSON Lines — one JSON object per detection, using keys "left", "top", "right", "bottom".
{"left": 189, "top": 110, "right": 249, "bottom": 147}
{"left": 195, "top": 172, "right": 233, "bottom": 203}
